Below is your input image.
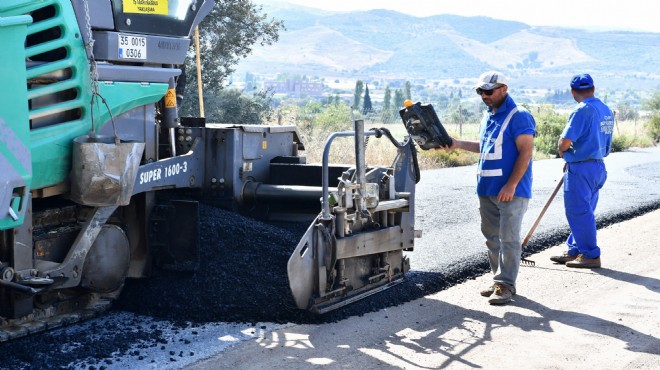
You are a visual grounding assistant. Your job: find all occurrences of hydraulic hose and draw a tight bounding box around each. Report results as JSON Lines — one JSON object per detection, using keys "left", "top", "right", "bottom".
{"left": 375, "top": 127, "right": 421, "bottom": 184}
{"left": 409, "top": 140, "right": 421, "bottom": 184}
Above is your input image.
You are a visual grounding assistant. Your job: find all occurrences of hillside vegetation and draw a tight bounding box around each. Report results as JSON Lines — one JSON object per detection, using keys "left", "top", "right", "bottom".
{"left": 234, "top": 2, "right": 660, "bottom": 91}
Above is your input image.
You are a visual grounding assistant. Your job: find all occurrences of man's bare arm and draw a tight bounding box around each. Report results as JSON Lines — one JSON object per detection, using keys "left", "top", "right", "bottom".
{"left": 438, "top": 138, "right": 480, "bottom": 153}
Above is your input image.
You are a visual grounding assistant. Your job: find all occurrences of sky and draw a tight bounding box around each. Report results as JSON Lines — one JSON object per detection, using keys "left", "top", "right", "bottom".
{"left": 267, "top": 0, "right": 660, "bottom": 33}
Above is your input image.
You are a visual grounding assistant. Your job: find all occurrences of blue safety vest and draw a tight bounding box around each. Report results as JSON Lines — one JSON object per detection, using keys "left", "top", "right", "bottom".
{"left": 476, "top": 95, "right": 536, "bottom": 198}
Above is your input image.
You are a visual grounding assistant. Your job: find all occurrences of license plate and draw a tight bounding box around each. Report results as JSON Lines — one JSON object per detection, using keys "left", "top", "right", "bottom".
{"left": 118, "top": 34, "right": 147, "bottom": 60}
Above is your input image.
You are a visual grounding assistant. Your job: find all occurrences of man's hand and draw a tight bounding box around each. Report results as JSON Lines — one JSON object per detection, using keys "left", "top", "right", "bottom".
{"left": 498, "top": 183, "right": 516, "bottom": 203}
{"left": 558, "top": 137, "right": 572, "bottom": 158}
{"left": 498, "top": 133, "right": 534, "bottom": 203}
{"left": 437, "top": 138, "right": 480, "bottom": 153}
{"left": 437, "top": 139, "right": 457, "bottom": 151}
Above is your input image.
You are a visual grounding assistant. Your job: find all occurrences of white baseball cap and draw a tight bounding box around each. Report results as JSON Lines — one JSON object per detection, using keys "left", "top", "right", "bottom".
{"left": 473, "top": 71, "right": 508, "bottom": 90}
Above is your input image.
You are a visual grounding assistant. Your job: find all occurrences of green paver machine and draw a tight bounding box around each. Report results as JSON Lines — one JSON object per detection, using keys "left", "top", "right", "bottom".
{"left": 0, "top": 0, "right": 421, "bottom": 340}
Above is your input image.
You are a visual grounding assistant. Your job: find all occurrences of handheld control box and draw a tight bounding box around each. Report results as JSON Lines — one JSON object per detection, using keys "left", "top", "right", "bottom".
{"left": 399, "top": 101, "right": 453, "bottom": 150}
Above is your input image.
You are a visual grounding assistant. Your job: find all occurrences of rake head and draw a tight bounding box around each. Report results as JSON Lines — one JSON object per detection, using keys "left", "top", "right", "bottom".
{"left": 521, "top": 257, "right": 536, "bottom": 266}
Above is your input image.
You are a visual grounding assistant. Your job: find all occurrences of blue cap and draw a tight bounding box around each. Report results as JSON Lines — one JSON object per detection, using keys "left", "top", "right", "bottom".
{"left": 570, "top": 74, "right": 594, "bottom": 90}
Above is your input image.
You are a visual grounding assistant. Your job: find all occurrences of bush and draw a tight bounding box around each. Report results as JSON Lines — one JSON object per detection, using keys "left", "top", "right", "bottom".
{"left": 642, "top": 91, "right": 660, "bottom": 143}
{"left": 417, "top": 148, "right": 479, "bottom": 169}
{"left": 188, "top": 88, "right": 275, "bottom": 124}
{"left": 532, "top": 109, "right": 567, "bottom": 157}
{"left": 610, "top": 134, "right": 636, "bottom": 153}
{"left": 647, "top": 115, "right": 660, "bottom": 143}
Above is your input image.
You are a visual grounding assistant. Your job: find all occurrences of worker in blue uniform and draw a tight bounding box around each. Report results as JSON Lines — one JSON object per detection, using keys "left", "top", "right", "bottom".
{"left": 551, "top": 74, "right": 614, "bottom": 268}
{"left": 439, "top": 71, "right": 536, "bottom": 305}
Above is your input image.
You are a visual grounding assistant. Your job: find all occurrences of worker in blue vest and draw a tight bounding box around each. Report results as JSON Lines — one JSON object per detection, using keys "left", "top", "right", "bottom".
{"left": 439, "top": 71, "right": 536, "bottom": 305}
{"left": 551, "top": 74, "right": 614, "bottom": 268}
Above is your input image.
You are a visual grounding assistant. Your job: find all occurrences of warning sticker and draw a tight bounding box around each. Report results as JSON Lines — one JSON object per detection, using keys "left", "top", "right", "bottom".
{"left": 165, "top": 88, "right": 177, "bottom": 108}
{"left": 123, "top": 0, "right": 168, "bottom": 16}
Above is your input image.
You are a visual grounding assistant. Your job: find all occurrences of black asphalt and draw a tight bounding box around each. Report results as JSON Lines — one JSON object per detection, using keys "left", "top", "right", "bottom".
{"left": 1, "top": 147, "right": 658, "bottom": 369}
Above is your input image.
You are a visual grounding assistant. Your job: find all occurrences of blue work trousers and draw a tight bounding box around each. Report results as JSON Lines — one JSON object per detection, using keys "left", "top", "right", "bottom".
{"left": 479, "top": 196, "right": 529, "bottom": 290}
{"left": 564, "top": 161, "right": 607, "bottom": 259}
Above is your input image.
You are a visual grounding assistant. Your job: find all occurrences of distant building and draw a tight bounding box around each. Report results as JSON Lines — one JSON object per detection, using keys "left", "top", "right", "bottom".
{"left": 264, "top": 79, "right": 324, "bottom": 97}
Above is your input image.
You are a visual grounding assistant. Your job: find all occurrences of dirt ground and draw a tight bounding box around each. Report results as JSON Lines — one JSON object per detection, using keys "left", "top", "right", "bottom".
{"left": 186, "top": 209, "right": 660, "bottom": 370}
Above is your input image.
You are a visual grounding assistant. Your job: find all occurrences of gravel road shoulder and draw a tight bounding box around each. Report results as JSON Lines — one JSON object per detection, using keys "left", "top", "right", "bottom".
{"left": 186, "top": 209, "right": 660, "bottom": 370}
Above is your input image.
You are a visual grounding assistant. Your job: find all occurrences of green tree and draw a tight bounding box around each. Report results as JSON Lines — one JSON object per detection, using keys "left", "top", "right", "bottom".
{"left": 353, "top": 80, "right": 364, "bottom": 111}
{"left": 380, "top": 86, "right": 394, "bottom": 123}
{"left": 404, "top": 81, "right": 412, "bottom": 100}
{"left": 315, "top": 102, "right": 352, "bottom": 133}
{"left": 181, "top": 1, "right": 284, "bottom": 115}
{"left": 382, "top": 86, "right": 392, "bottom": 113}
{"left": 643, "top": 91, "right": 660, "bottom": 142}
{"left": 300, "top": 100, "right": 323, "bottom": 114}
{"left": 203, "top": 88, "right": 275, "bottom": 124}
{"left": 393, "top": 89, "right": 404, "bottom": 115}
{"left": 362, "top": 84, "right": 373, "bottom": 114}
{"left": 643, "top": 91, "right": 660, "bottom": 112}
{"left": 294, "top": 101, "right": 351, "bottom": 149}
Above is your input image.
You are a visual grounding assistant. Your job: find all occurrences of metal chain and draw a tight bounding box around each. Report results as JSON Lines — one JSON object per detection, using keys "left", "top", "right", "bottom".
{"left": 82, "top": 0, "right": 99, "bottom": 97}
{"left": 81, "top": 0, "right": 118, "bottom": 142}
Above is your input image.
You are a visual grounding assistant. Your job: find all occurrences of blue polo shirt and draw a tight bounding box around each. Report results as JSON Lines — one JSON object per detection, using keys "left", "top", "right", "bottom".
{"left": 561, "top": 97, "right": 614, "bottom": 162}
{"left": 477, "top": 95, "right": 536, "bottom": 198}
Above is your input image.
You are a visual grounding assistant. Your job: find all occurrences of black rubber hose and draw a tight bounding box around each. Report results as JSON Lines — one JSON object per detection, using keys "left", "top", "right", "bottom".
{"left": 373, "top": 127, "right": 409, "bottom": 149}
{"left": 372, "top": 127, "right": 420, "bottom": 184}
{"left": 409, "top": 140, "right": 421, "bottom": 184}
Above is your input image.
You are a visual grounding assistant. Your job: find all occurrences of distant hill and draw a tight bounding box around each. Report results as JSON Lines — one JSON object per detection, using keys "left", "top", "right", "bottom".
{"left": 231, "top": 1, "right": 660, "bottom": 92}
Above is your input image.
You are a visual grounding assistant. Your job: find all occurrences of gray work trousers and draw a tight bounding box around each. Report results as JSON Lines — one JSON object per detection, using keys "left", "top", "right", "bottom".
{"left": 479, "top": 196, "right": 529, "bottom": 290}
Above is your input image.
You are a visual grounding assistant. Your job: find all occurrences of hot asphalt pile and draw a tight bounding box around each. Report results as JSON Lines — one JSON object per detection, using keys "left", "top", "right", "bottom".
{"left": 117, "top": 204, "right": 310, "bottom": 324}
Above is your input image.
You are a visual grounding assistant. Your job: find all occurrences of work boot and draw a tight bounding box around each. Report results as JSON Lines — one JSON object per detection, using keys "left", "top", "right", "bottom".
{"left": 480, "top": 284, "right": 495, "bottom": 297}
{"left": 550, "top": 252, "right": 577, "bottom": 263}
{"left": 488, "top": 284, "right": 514, "bottom": 305}
{"left": 565, "top": 254, "right": 601, "bottom": 268}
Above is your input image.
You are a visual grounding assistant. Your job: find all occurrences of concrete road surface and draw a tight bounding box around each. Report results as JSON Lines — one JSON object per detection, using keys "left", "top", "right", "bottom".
{"left": 186, "top": 210, "right": 660, "bottom": 370}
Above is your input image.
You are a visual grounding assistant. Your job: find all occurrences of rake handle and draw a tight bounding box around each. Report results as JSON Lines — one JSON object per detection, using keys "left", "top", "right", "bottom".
{"left": 522, "top": 175, "right": 565, "bottom": 248}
